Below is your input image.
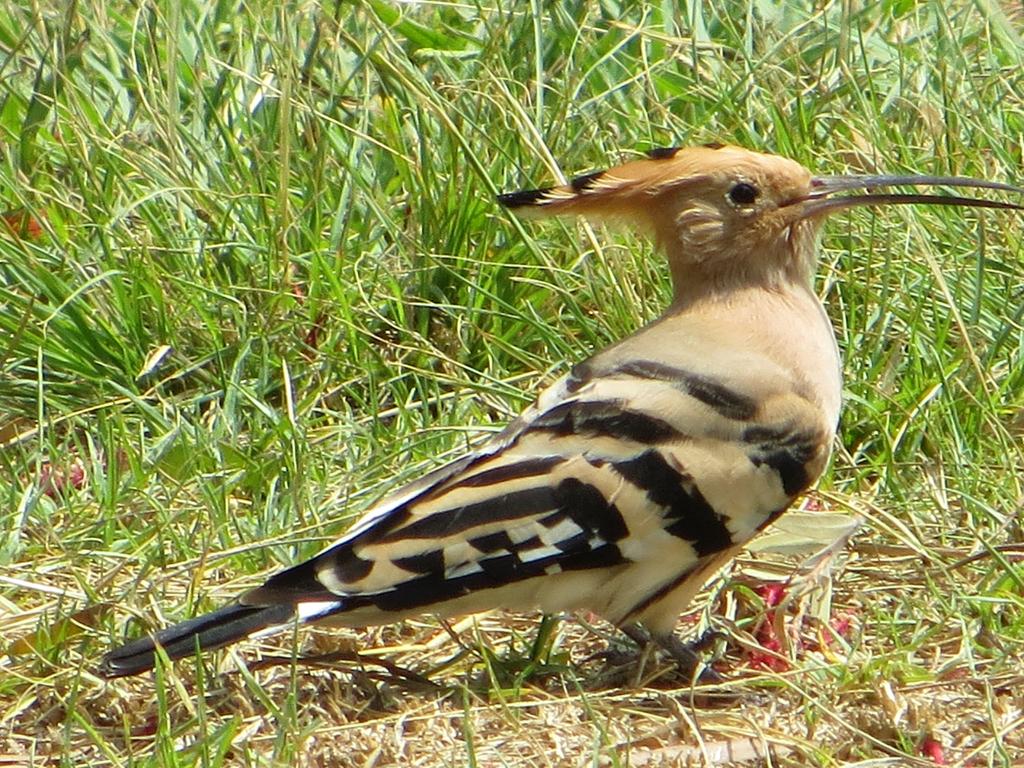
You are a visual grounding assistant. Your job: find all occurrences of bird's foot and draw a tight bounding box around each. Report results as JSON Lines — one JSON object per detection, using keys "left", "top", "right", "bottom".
{"left": 618, "top": 623, "right": 724, "bottom": 684}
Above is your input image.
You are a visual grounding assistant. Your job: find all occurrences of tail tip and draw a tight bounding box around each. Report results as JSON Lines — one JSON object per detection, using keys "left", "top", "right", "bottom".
{"left": 97, "top": 602, "right": 300, "bottom": 679}
{"left": 97, "top": 640, "right": 159, "bottom": 678}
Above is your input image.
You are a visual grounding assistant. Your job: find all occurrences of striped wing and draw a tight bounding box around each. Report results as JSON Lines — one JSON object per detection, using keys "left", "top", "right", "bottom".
{"left": 241, "top": 352, "right": 828, "bottom": 628}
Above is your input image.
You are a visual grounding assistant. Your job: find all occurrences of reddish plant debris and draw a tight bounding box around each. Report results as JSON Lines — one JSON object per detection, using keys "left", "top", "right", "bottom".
{"left": 1, "top": 209, "right": 45, "bottom": 240}
{"left": 38, "top": 457, "right": 87, "bottom": 498}
{"left": 283, "top": 268, "right": 327, "bottom": 356}
{"left": 800, "top": 496, "right": 825, "bottom": 512}
{"left": 756, "top": 582, "right": 786, "bottom": 608}
{"left": 919, "top": 736, "right": 945, "bottom": 764}
{"left": 133, "top": 714, "right": 160, "bottom": 738}
{"left": 830, "top": 613, "right": 853, "bottom": 639}
{"left": 823, "top": 613, "right": 855, "bottom": 647}
{"left": 746, "top": 629, "right": 789, "bottom": 672}
{"left": 746, "top": 585, "right": 792, "bottom": 672}
{"left": 807, "top": 611, "right": 857, "bottom": 652}
{"left": 304, "top": 310, "right": 327, "bottom": 353}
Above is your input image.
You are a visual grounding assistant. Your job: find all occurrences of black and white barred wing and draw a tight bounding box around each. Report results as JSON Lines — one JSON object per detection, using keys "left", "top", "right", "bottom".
{"left": 241, "top": 357, "right": 829, "bottom": 632}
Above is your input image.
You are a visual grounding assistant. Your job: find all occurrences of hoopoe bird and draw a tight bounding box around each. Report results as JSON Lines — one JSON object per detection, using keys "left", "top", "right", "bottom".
{"left": 100, "top": 145, "right": 1022, "bottom": 678}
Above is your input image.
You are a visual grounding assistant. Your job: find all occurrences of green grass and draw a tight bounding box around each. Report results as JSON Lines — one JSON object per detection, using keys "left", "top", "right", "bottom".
{"left": 2, "top": 1, "right": 1023, "bottom": 765}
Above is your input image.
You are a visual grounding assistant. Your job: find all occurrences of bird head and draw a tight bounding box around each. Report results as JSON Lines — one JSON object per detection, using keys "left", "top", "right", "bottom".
{"left": 498, "top": 145, "right": 1022, "bottom": 300}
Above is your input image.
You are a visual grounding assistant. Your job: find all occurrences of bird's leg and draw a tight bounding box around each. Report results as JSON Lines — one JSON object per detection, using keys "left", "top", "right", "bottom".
{"left": 619, "top": 624, "right": 723, "bottom": 683}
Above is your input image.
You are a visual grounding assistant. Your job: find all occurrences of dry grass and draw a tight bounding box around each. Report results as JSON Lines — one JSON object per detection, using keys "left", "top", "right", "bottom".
{"left": 7, "top": 497, "right": 1024, "bottom": 765}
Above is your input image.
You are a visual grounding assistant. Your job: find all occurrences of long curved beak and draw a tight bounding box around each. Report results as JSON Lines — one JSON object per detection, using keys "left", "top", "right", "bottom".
{"left": 796, "top": 174, "right": 1024, "bottom": 218}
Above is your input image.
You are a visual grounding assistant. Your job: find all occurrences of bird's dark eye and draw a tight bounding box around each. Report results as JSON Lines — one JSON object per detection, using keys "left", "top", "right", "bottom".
{"left": 728, "top": 182, "right": 759, "bottom": 206}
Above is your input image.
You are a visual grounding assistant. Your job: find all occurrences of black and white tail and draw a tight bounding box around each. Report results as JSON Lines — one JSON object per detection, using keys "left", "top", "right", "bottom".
{"left": 99, "top": 603, "right": 299, "bottom": 678}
